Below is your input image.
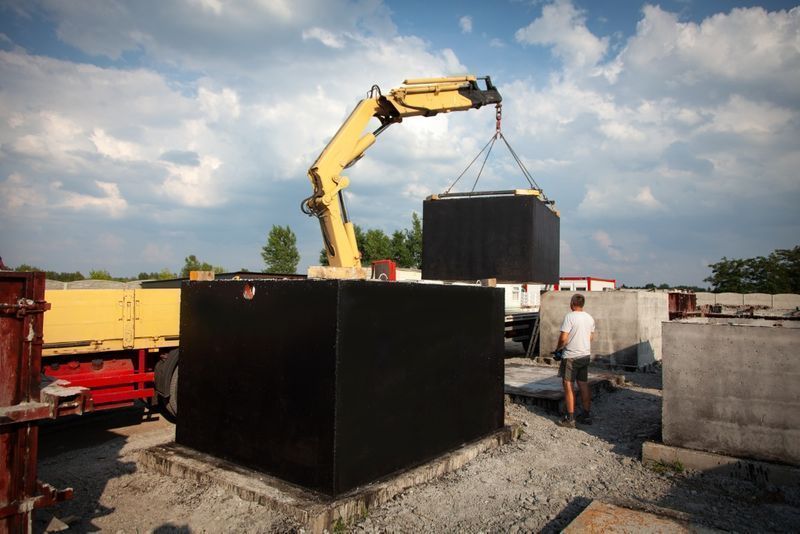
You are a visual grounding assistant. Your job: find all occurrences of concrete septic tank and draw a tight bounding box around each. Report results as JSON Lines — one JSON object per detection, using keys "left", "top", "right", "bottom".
{"left": 539, "top": 290, "right": 668, "bottom": 368}
{"left": 662, "top": 319, "right": 800, "bottom": 466}
{"left": 176, "top": 279, "right": 505, "bottom": 498}
{"left": 422, "top": 193, "right": 559, "bottom": 283}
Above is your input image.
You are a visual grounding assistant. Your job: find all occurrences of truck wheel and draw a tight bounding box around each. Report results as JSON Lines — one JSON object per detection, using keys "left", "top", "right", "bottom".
{"left": 167, "top": 366, "right": 178, "bottom": 418}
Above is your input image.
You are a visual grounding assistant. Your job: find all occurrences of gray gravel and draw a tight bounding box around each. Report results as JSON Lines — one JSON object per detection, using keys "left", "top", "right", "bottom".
{"left": 33, "top": 349, "right": 800, "bottom": 533}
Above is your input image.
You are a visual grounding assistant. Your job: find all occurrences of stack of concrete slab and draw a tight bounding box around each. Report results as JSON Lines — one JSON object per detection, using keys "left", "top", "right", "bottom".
{"left": 662, "top": 319, "right": 800, "bottom": 466}
{"left": 695, "top": 292, "right": 800, "bottom": 310}
{"left": 539, "top": 290, "right": 668, "bottom": 368}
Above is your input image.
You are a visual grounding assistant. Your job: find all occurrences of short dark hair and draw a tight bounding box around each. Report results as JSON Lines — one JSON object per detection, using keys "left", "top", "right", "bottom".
{"left": 571, "top": 294, "right": 585, "bottom": 308}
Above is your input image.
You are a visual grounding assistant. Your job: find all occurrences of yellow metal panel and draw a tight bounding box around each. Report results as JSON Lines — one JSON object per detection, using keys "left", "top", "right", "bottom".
{"left": 133, "top": 289, "right": 180, "bottom": 344}
{"left": 43, "top": 289, "right": 126, "bottom": 356}
{"left": 42, "top": 288, "right": 181, "bottom": 357}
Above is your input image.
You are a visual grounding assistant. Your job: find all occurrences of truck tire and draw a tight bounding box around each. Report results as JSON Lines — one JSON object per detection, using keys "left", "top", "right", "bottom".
{"left": 155, "top": 348, "right": 179, "bottom": 419}
{"left": 167, "top": 366, "right": 178, "bottom": 418}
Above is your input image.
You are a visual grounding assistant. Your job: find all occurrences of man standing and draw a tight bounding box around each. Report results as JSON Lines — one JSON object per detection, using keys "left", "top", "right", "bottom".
{"left": 555, "top": 293, "right": 595, "bottom": 428}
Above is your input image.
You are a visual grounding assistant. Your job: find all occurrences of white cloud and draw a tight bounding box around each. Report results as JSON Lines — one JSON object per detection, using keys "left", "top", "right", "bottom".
{"left": 0, "top": 173, "right": 44, "bottom": 211}
{"left": 459, "top": 16, "right": 472, "bottom": 34}
{"left": 90, "top": 128, "right": 142, "bottom": 160}
{"left": 198, "top": 86, "right": 241, "bottom": 122}
{"left": 704, "top": 95, "right": 792, "bottom": 135}
{"left": 161, "top": 155, "right": 223, "bottom": 207}
{"left": 489, "top": 38, "right": 505, "bottom": 48}
{"left": 515, "top": 0, "right": 608, "bottom": 70}
{"left": 302, "top": 27, "right": 346, "bottom": 48}
{"left": 58, "top": 180, "right": 128, "bottom": 218}
{"left": 633, "top": 186, "right": 664, "bottom": 211}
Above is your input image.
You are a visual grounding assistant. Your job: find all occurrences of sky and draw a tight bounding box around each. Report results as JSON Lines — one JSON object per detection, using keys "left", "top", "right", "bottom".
{"left": 0, "top": 0, "right": 798, "bottom": 286}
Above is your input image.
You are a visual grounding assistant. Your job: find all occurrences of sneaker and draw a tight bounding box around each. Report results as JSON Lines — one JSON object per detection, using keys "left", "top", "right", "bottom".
{"left": 556, "top": 415, "right": 576, "bottom": 428}
{"left": 576, "top": 412, "right": 593, "bottom": 425}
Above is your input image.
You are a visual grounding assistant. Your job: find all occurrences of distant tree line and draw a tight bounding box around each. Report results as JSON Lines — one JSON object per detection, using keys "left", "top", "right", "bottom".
{"left": 704, "top": 245, "right": 799, "bottom": 293}
{"left": 621, "top": 283, "right": 708, "bottom": 292}
{"left": 7, "top": 254, "right": 226, "bottom": 282}
{"left": 318, "top": 213, "right": 423, "bottom": 268}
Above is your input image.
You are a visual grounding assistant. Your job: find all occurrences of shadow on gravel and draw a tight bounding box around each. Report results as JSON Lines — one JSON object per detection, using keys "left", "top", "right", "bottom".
{"left": 33, "top": 405, "right": 161, "bottom": 532}
{"left": 153, "top": 523, "right": 192, "bottom": 533}
{"left": 520, "top": 384, "right": 662, "bottom": 460}
{"left": 643, "top": 463, "right": 800, "bottom": 532}
{"left": 540, "top": 496, "right": 592, "bottom": 533}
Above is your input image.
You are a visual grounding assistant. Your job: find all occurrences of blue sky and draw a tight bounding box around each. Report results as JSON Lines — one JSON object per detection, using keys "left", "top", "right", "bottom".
{"left": 1, "top": 0, "right": 798, "bottom": 286}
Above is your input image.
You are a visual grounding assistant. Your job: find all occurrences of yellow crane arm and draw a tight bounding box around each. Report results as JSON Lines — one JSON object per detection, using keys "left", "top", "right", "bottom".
{"left": 303, "top": 75, "right": 502, "bottom": 268}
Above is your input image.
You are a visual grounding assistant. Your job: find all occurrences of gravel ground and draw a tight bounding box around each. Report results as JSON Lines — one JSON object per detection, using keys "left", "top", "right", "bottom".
{"left": 34, "top": 344, "right": 800, "bottom": 533}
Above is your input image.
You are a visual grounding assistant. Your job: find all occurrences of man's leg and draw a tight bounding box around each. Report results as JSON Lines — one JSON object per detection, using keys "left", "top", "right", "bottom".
{"left": 577, "top": 380, "right": 591, "bottom": 413}
{"left": 563, "top": 379, "right": 575, "bottom": 414}
{"left": 576, "top": 357, "right": 592, "bottom": 424}
{"left": 557, "top": 359, "right": 577, "bottom": 427}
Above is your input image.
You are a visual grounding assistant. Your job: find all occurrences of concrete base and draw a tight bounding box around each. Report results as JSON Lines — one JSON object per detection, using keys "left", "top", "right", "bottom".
{"left": 563, "top": 501, "right": 710, "bottom": 533}
{"left": 140, "top": 424, "right": 522, "bottom": 533}
{"left": 504, "top": 363, "right": 620, "bottom": 413}
{"left": 642, "top": 442, "right": 800, "bottom": 488}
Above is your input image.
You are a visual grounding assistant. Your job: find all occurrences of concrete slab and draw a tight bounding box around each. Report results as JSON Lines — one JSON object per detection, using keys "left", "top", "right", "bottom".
{"left": 563, "top": 501, "right": 714, "bottom": 533}
{"left": 773, "top": 293, "right": 800, "bottom": 310}
{"left": 139, "top": 425, "right": 522, "bottom": 534}
{"left": 643, "top": 441, "right": 800, "bottom": 488}
{"left": 663, "top": 320, "right": 800, "bottom": 466}
{"left": 743, "top": 293, "right": 772, "bottom": 307}
{"left": 504, "top": 363, "right": 620, "bottom": 412}
{"left": 695, "top": 292, "right": 715, "bottom": 306}
{"left": 540, "top": 291, "right": 668, "bottom": 368}
{"left": 715, "top": 292, "right": 744, "bottom": 306}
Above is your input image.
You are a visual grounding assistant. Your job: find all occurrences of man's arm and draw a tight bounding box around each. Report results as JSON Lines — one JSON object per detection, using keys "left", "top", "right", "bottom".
{"left": 556, "top": 331, "right": 569, "bottom": 350}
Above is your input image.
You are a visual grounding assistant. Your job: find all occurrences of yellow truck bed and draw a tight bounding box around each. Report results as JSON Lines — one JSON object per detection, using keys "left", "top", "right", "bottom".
{"left": 43, "top": 289, "right": 180, "bottom": 357}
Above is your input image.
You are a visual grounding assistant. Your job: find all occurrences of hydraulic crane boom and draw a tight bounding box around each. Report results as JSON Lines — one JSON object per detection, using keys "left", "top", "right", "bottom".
{"left": 303, "top": 75, "right": 502, "bottom": 268}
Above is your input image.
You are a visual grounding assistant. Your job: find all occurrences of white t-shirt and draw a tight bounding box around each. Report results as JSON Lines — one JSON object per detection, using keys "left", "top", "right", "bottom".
{"left": 560, "top": 310, "right": 595, "bottom": 359}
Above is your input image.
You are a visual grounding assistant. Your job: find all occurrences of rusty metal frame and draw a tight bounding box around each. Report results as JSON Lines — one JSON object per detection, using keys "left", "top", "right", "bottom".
{"left": 0, "top": 271, "right": 92, "bottom": 533}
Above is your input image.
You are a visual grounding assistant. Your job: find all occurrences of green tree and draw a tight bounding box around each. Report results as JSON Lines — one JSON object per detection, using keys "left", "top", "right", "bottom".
{"left": 361, "top": 229, "right": 392, "bottom": 264}
{"left": 181, "top": 255, "right": 224, "bottom": 277}
{"left": 15, "top": 264, "right": 86, "bottom": 281}
{"left": 138, "top": 268, "right": 177, "bottom": 280}
{"left": 390, "top": 230, "right": 413, "bottom": 267}
{"left": 89, "top": 269, "right": 113, "bottom": 280}
{"left": 406, "top": 212, "right": 423, "bottom": 269}
{"left": 261, "top": 225, "right": 300, "bottom": 273}
{"left": 705, "top": 246, "right": 799, "bottom": 293}
{"left": 317, "top": 214, "right": 423, "bottom": 268}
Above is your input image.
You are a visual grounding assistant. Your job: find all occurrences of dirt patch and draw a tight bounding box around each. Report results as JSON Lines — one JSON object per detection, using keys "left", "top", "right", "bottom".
{"left": 34, "top": 359, "right": 799, "bottom": 533}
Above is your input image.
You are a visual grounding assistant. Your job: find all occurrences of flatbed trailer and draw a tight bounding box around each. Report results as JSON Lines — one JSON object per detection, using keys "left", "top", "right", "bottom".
{"left": 41, "top": 287, "right": 180, "bottom": 413}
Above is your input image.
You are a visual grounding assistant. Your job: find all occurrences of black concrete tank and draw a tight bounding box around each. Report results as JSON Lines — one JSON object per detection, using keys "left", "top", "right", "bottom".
{"left": 422, "top": 192, "right": 560, "bottom": 283}
{"left": 176, "top": 279, "right": 504, "bottom": 497}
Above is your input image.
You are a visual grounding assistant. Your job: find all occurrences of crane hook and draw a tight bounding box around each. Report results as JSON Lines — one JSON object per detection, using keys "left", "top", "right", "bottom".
{"left": 495, "top": 102, "right": 502, "bottom": 137}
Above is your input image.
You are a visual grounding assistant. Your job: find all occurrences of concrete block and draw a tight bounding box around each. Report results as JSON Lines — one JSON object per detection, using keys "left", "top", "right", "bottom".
{"left": 540, "top": 290, "right": 668, "bottom": 368}
{"left": 773, "top": 293, "right": 800, "bottom": 310}
{"left": 694, "top": 292, "right": 715, "bottom": 306}
{"left": 715, "top": 292, "right": 744, "bottom": 306}
{"left": 662, "top": 320, "right": 800, "bottom": 466}
{"left": 743, "top": 293, "right": 772, "bottom": 307}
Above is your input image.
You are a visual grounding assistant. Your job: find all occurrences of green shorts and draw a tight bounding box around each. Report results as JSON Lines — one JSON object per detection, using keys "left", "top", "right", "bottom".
{"left": 559, "top": 356, "right": 590, "bottom": 382}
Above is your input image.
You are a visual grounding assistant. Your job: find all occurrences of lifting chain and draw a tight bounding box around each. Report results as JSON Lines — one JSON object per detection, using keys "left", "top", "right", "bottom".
{"left": 495, "top": 102, "right": 502, "bottom": 137}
